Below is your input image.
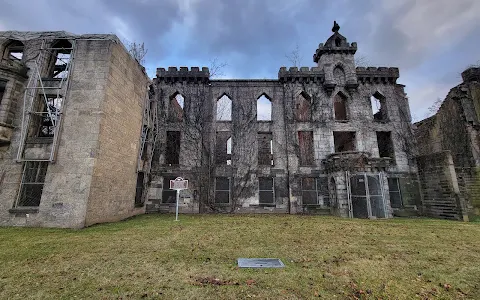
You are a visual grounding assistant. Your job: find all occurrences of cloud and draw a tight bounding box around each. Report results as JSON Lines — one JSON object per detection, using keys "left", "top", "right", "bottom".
{"left": 0, "top": 0, "right": 478, "bottom": 119}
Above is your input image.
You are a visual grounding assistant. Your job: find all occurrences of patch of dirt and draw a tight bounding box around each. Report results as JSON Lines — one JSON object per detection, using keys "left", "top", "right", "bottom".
{"left": 192, "top": 276, "right": 240, "bottom": 286}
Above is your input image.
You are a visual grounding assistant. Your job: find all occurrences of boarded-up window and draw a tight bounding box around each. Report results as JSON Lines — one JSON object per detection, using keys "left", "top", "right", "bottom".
{"left": 334, "top": 92, "right": 347, "bottom": 120}
{"left": 298, "top": 131, "right": 314, "bottom": 165}
{"left": 333, "top": 132, "right": 355, "bottom": 152}
{"left": 377, "top": 131, "right": 394, "bottom": 159}
{"left": 302, "top": 177, "right": 330, "bottom": 206}
{"left": 16, "top": 161, "right": 48, "bottom": 207}
{"left": 294, "top": 92, "right": 311, "bottom": 121}
{"left": 333, "top": 66, "right": 346, "bottom": 85}
{"left": 165, "top": 131, "right": 180, "bottom": 165}
{"left": 215, "top": 132, "right": 231, "bottom": 165}
{"left": 215, "top": 177, "right": 230, "bottom": 204}
{"left": 162, "top": 177, "right": 176, "bottom": 203}
{"left": 168, "top": 93, "right": 184, "bottom": 122}
{"left": 258, "top": 132, "right": 273, "bottom": 166}
{"left": 259, "top": 177, "right": 274, "bottom": 204}
{"left": 388, "top": 178, "right": 402, "bottom": 208}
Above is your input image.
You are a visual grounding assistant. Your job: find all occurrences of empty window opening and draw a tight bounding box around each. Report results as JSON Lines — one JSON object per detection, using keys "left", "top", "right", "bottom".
{"left": 134, "top": 172, "right": 145, "bottom": 206}
{"left": 371, "top": 92, "right": 387, "bottom": 121}
{"left": 215, "top": 132, "right": 232, "bottom": 165}
{"left": 215, "top": 177, "right": 231, "bottom": 204}
{"left": 258, "top": 132, "right": 273, "bottom": 166}
{"left": 333, "top": 66, "right": 346, "bottom": 85}
{"left": 162, "top": 176, "right": 177, "bottom": 203}
{"left": 4, "top": 40, "right": 24, "bottom": 61}
{"left": 168, "top": 93, "right": 184, "bottom": 122}
{"left": 16, "top": 161, "right": 48, "bottom": 207}
{"left": 259, "top": 177, "right": 274, "bottom": 204}
{"left": 217, "top": 94, "right": 232, "bottom": 121}
{"left": 294, "top": 92, "right": 311, "bottom": 121}
{"left": 388, "top": 178, "right": 403, "bottom": 209}
{"left": 334, "top": 92, "right": 348, "bottom": 121}
{"left": 38, "top": 96, "right": 62, "bottom": 137}
{"left": 302, "top": 177, "right": 330, "bottom": 206}
{"left": 333, "top": 131, "right": 355, "bottom": 152}
{"left": 376, "top": 131, "right": 394, "bottom": 159}
{"left": 165, "top": 131, "right": 181, "bottom": 165}
{"left": 298, "top": 131, "right": 314, "bottom": 165}
{"left": 48, "top": 40, "right": 72, "bottom": 79}
{"left": 257, "top": 94, "right": 272, "bottom": 121}
{"left": 0, "top": 80, "right": 6, "bottom": 105}
{"left": 335, "top": 37, "right": 342, "bottom": 47}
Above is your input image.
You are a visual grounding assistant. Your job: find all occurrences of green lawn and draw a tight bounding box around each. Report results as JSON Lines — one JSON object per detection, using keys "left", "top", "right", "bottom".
{"left": 0, "top": 215, "right": 479, "bottom": 299}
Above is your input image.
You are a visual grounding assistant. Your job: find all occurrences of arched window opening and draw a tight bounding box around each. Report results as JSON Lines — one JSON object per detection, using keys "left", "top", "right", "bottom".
{"left": 217, "top": 94, "right": 232, "bottom": 121}
{"left": 333, "top": 66, "right": 346, "bottom": 85}
{"left": 294, "top": 91, "right": 311, "bottom": 121}
{"left": 371, "top": 92, "right": 387, "bottom": 121}
{"left": 168, "top": 93, "right": 184, "bottom": 122}
{"left": 334, "top": 92, "right": 348, "bottom": 121}
{"left": 48, "top": 40, "right": 72, "bottom": 79}
{"left": 257, "top": 94, "right": 272, "bottom": 121}
{"left": 335, "top": 37, "right": 341, "bottom": 47}
{"left": 4, "top": 40, "right": 24, "bottom": 61}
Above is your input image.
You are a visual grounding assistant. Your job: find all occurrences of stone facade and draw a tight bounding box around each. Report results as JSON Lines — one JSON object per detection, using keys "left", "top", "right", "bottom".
{"left": 0, "top": 31, "right": 149, "bottom": 228}
{"left": 148, "top": 23, "right": 420, "bottom": 219}
{"left": 415, "top": 67, "right": 480, "bottom": 219}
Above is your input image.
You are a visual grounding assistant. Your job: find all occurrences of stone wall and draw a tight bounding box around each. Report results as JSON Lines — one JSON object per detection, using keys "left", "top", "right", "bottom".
{"left": 416, "top": 151, "right": 468, "bottom": 220}
{"left": 85, "top": 41, "right": 148, "bottom": 226}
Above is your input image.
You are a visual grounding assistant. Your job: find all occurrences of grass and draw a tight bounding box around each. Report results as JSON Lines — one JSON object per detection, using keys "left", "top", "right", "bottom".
{"left": 0, "top": 215, "right": 479, "bottom": 299}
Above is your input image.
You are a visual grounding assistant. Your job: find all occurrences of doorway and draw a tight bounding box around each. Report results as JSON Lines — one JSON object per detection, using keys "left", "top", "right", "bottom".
{"left": 348, "top": 173, "right": 386, "bottom": 218}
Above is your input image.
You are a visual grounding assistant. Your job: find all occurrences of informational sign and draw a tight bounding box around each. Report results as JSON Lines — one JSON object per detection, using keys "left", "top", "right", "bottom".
{"left": 170, "top": 177, "right": 188, "bottom": 190}
{"left": 170, "top": 177, "right": 188, "bottom": 221}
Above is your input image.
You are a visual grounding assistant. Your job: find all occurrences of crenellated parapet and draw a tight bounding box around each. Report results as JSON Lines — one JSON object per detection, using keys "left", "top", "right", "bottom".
{"left": 313, "top": 42, "right": 357, "bottom": 63}
{"left": 156, "top": 67, "right": 210, "bottom": 83}
{"left": 355, "top": 67, "right": 399, "bottom": 84}
{"left": 278, "top": 67, "right": 325, "bottom": 83}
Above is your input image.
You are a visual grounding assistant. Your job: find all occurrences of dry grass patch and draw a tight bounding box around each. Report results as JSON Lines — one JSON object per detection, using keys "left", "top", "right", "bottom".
{"left": 0, "top": 214, "right": 479, "bottom": 299}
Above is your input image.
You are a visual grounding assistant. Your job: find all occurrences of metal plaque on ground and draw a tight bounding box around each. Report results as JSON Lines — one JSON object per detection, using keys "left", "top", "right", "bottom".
{"left": 237, "top": 258, "right": 285, "bottom": 268}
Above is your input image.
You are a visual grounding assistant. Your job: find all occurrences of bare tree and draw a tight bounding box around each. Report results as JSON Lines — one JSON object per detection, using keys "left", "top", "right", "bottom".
{"left": 285, "top": 44, "right": 303, "bottom": 67}
{"left": 209, "top": 58, "right": 228, "bottom": 78}
{"left": 354, "top": 55, "right": 370, "bottom": 67}
{"left": 125, "top": 41, "right": 148, "bottom": 65}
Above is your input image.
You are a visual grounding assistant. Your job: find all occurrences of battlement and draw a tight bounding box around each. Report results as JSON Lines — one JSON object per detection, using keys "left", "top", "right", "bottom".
{"left": 461, "top": 67, "right": 480, "bottom": 83}
{"left": 156, "top": 67, "right": 210, "bottom": 83}
{"left": 278, "top": 66, "right": 325, "bottom": 83}
{"left": 355, "top": 67, "right": 399, "bottom": 83}
{"left": 313, "top": 42, "right": 357, "bottom": 63}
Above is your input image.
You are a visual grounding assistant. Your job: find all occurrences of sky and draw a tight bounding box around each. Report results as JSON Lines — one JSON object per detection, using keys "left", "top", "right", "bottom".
{"left": 0, "top": 0, "right": 479, "bottom": 122}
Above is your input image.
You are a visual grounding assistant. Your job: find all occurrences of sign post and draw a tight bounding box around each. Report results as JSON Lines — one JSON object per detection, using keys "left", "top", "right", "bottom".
{"left": 169, "top": 177, "right": 188, "bottom": 221}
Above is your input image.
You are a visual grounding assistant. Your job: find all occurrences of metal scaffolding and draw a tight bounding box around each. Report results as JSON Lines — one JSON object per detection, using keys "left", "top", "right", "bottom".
{"left": 136, "top": 85, "right": 158, "bottom": 206}
{"left": 16, "top": 38, "right": 75, "bottom": 162}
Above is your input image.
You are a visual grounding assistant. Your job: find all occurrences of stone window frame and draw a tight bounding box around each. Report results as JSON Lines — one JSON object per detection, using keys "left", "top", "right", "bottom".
{"left": 333, "top": 91, "right": 349, "bottom": 122}
{"left": 46, "top": 39, "right": 73, "bottom": 79}
{"left": 214, "top": 177, "right": 231, "bottom": 205}
{"left": 0, "top": 79, "right": 7, "bottom": 107}
{"left": 301, "top": 176, "right": 331, "bottom": 207}
{"left": 297, "top": 130, "right": 315, "bottom": 166}
{"left": 370, "top": 91, "right": 388, "bottom": 122}
{"left": 167, "top": 91, "right": 185, "bottom": 123}
{"left": 216, "top": 93, "right": 233, "bottom": 122}
{"left": 2, "top": 40, "right": 24, "bottom": 61}
{"left": 258, "top": 132, "right": 274, "bottom": 166}
{"left": 15, "top": 161, "right": 49, "bottom": 208}
{"left": 256, "top": 93, "right": 273, "bottom": 121}
{"left": 258, "top": 177, "right": 275, "bottom": 205}
{"left": 294, "top": 91, "right": 312, "bottom": 122}
{"left": 387, "top": 177, "right": 403, "bottom": 209}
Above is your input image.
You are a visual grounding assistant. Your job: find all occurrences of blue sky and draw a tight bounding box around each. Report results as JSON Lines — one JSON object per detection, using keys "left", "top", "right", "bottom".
{"left": 1, "top": 0, "right": 478, "bottom": 121}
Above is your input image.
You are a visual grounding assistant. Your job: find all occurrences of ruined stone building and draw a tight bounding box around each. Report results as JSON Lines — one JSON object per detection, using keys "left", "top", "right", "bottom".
{"left": 415, "top": 67, "right": 480, "bottom": 220}
{"left": 2, "top": 23, "right": 475, "bottom": 228}
{"left": 0, "top": 31, "right": 153, "bottom": 228}
{"left": 148, "top": 22, "right": 421, "bottom": 219}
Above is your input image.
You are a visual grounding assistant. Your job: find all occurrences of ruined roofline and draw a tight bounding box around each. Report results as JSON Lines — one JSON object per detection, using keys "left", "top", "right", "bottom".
{"left": 156, "top": 67, "right": 210, "bottom": 83}
{"left": 414, "top": 115, "right": 437, "bottom": 127}
{"left": 0, "top": 30, "right": 121, "bottom": 43}
{"left": 278, "top": 66, "right": 325, "bottom": 83}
